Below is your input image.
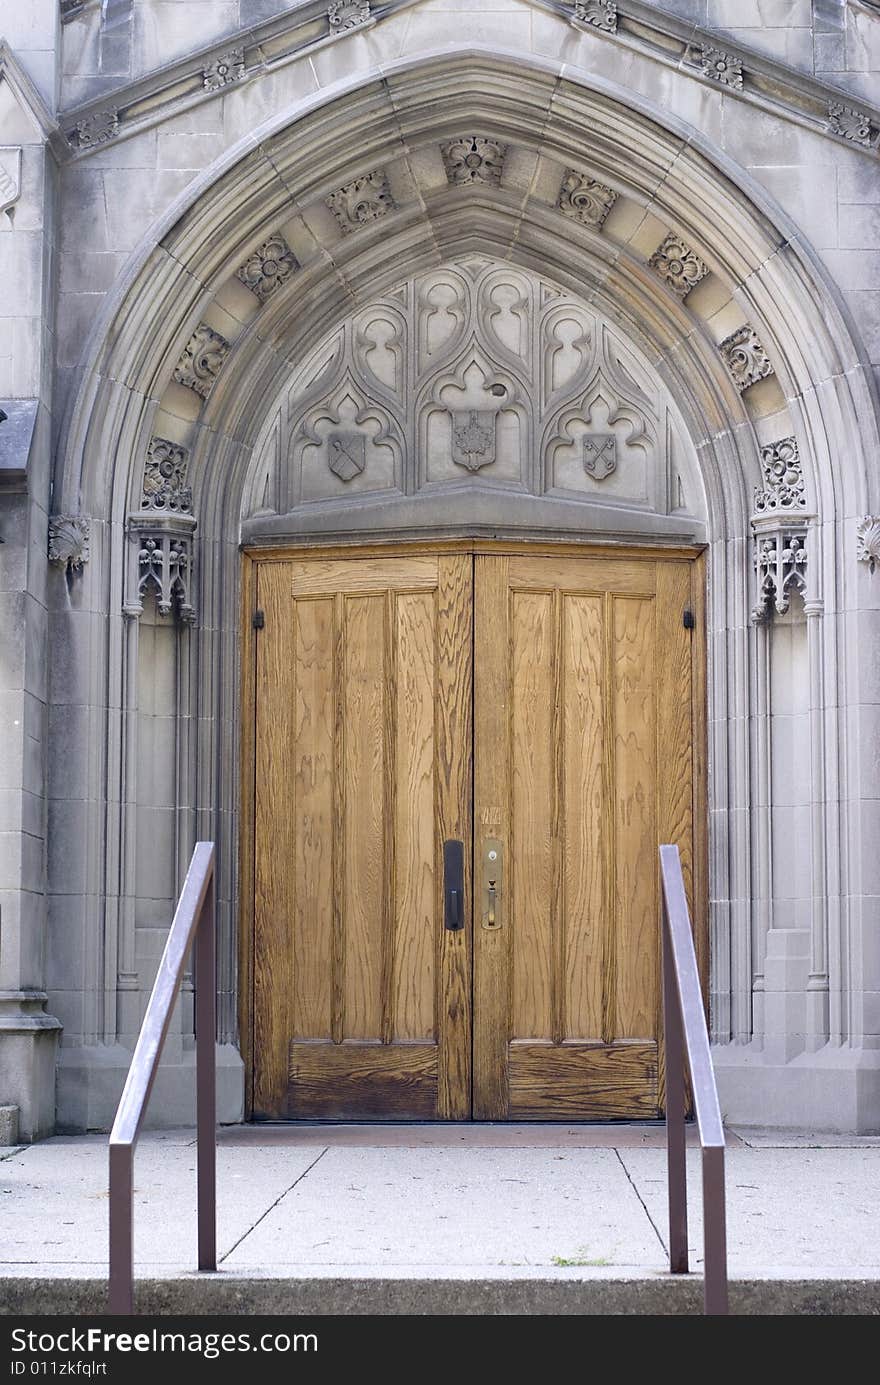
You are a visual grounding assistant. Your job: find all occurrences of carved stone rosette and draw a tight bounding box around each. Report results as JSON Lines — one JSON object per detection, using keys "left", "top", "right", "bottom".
{"left": 573, "top": 0, "right": 617, "bottom": 31}
{"left": 721, "top": 325, "right": 774, "bottom": 393}
{"left": 48, "top": 516, "right": 90, "bottom": 572}
{"left": 125, "top": 514, "right": 197, "bottom": 625}
{"left": 326, "top": 170, "right": 395, "bottom": 234}
{"left": 440, "top": 135, "right": 507, "bottom": 187}
{"left": 142, "top": 437, "right": 193, "bottom": 513}
{"left": 203, "top": 49, "right": 245, "bottom": 92}
{"left": 751, "top": 524, "right": 809, "bottom": 623}
{"left": 648, "top": 232, "right": 709, "bottom": 299}
{"left": 557, "top": 170, "right": 618, "bottom": 229}
{"left": 857, "top": 516, "right": 880, "bottom": 574}
{"left": 328, "top": 0, "right": 371, "bottom": 30}
{"left": 696, "top": 46, "right": 743, "bottom": 89}
{"left": 172, "top": 323, "right": 230, "bottom": 400}
{"left": 753, "top": 436, "right": 806, "bottom": 515}
{"left": 235, "top": 235, "right": 299, "bottom": 302}
{"left": 75, "top": 109, "right": 119, "bottom": 147}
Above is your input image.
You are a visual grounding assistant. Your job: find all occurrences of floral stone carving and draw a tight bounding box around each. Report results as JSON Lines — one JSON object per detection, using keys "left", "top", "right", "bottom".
{"left": 143, "top": 437, "right": 193, "bottom": 513}
{"left": 172, "top": 324, "right": 230, "bottom": 400}
{"left": 573, "top": 1, "right": 617, "bottom": 31}
{"left": 754, "top": 437, "right": 805, "bottom": 515}
{"left": 451, "top": 410, "right": 497, "bottom": 471}
{"left": 857, "top": 517, "right": 880, "bottom": 574}
{"left": 440, "top": 135, "right": 507, "bottom": 186}
{"left": 203, "top": 49, "right": 245, "bottom": 92}
{"left": 328, "top": 1, "right": 371, "bottom": 30}
{"left": 828, "top": 104, "right": 878, "bottom": 149}
{"left": 75, "top": 109, "right": 118, "bottom": 147}
{"left": 648, "top": 232, "right": 709, "bottom": 299}
{"left": 327, "top": 170, "right": 395, "bottom": 234}
{"left": 696, "top": 46, "right": 743, "bottom": 89}
{"left": 720, "top": 325, "right": 774, "bottom": 393}
{"left": 48, "top": 516, "right": 90, "bottom": 571}
{"left": 235, "top": 235, "right": 299, "bottom": 303}
{"left": 557, "top": 171, "right": 618, "bottom": 229}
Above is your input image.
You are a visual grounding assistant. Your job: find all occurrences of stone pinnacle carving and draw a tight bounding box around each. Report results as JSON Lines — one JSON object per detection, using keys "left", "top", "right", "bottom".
{"left": 752, "top": 529, "right": 808, "bottom": 623}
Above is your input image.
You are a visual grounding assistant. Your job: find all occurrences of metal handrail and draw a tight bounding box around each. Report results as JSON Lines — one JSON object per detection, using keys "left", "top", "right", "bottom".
{"left": 108, "top": 841, "right": 217, "bottom": 1314}
{"left": 659, "top": 843, "right": 729, "bottom": 1315}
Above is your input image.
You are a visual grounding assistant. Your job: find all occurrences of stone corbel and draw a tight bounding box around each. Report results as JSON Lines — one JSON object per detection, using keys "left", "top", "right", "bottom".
{"left": 751, "top": 517, "right": 810, "bottom": 624}
{"left": 124, "top": 513, "right": 196, "bottom": 624}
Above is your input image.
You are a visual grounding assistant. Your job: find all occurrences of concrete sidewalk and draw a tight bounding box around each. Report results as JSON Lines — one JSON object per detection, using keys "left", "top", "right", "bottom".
{"left": 1, "top": 1124, "right": 879, "bottom": 1314}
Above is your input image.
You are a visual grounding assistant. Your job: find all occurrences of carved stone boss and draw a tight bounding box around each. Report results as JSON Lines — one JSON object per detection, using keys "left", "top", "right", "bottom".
{"left": 328, "top": 2, "right": 371, "bottom": 32}
{"left": 235, "top": 235, "right": 299, "bottom": 302}
{"left": 573, "top": 1, "right": 617, "bottom": 32}
{"left": 721, "top": 325, "right": 774, "bottom": 393}
{"left": 649, "top": 233, "right": 709, "bottom": 300}
{"left": 173, "top": 323, "right": 230, "bottom": 400}
{"left": 327, "top": 170, "right": 395, "bottom": 234}
{"left": 48, "top": 516, "right": 90, "bottom": 572}
{"left": 857, "top": 517, "right": 880, "bottom": 574}
{"left": 441, "top": 135, "right": 507, "bottom": 186}
{"left": 557, "top": 170, "right": 618, "bottom": 229}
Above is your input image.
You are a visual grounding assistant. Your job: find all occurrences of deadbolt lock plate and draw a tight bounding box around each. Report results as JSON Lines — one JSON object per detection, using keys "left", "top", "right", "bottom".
{"left": 482, "top": 838, "right": 503, "bottom": 930}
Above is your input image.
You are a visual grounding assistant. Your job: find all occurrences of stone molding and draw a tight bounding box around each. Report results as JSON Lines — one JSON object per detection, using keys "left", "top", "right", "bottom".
{"left": 48, "top": 515, "right": 90, "bottom": 571}
{"left": 56, "top": 1, "right": 880, "bottom": 161}
{"left": 856, "top": 515, "right": 880, "bottom": 573}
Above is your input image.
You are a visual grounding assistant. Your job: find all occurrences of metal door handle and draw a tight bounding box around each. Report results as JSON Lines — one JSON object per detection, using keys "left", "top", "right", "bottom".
{"left": 487, "top": 882, "right": 496, "bottom": 927}
{"left": 443, "top": 840, "right": 465, "bottom": 931}
{"left": 482, "top": 839, "right": 503, "bottom": 930}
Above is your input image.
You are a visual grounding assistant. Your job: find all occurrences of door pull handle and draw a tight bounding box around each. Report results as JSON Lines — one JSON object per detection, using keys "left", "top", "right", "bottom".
{"left": 482, "top": 838, "right": 503, "bottom": 930}
{"left": 443, "top": 840, "right": 465, "bottom": 931}
{"left": 487, "top": 882, "right": 496, "bottom": 928}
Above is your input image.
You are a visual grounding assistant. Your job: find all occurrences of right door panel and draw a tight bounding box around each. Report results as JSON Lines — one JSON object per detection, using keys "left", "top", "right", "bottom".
{"left": 473, "top": 552, "right": 700, "bottom": 1120}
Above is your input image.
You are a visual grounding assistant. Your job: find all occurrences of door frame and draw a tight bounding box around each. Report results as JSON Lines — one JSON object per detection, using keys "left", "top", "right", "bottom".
{"left": 239, "top": 537, "right": 708, "bottom": 1120}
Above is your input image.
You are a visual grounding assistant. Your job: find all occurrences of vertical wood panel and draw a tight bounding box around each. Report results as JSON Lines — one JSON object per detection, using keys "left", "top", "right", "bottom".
{"left": 342, "top": 595, "right": 386, "bottom": 1040}
{"left": 473, "top": 554, "right": 510, "bottom": 1119}
{"left": 437, "top": 555, "right": 473, "bottom": 1119}
{"left": 394, "top": 591, "right": 437, "bottom": 1041}
{"left": 563, "top": 594, "right": 605, "bottom": 1041}
{"left": 292, "top": 598, "right": 334, "bottom": 1039}
{"left": 613, "top": 594, "right": 657, "bottom": 1040}
{"left": 511, "top": 590, "right": 554, "bottom": 1040}
{"left": 253, "top": 564, "right": 296, "bottom": 1116}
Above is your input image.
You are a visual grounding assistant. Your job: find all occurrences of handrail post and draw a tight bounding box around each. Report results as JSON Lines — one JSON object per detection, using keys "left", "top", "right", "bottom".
{"left": 702, "top": 1145, "right": 729, "bottom": 1315}
{"left": 108, "top": 1142, "right": 134, "bottom": 1315}
{"left": 195, "top": 865, "right": 217, "bottom": 1272}
{"left": 663, "top": 894, "right": 688, "bottom": 1274}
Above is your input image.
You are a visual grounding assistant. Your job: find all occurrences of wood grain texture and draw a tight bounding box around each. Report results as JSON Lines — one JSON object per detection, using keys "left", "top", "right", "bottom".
{"left": 472, "top": 554, "right": 510, "bottom": 1120}
{"left": 436, "top": 555, "right": 473, "bottom": 1120}
{"left": 508, "top": 1043, "right": 658, "bottom": 1119}
{"left": 238, "top": 554, "right": 257, "bottom": 1118}
{"left": 253, "top": 562, "right": 297, "bottom": 1117}
{"left": 613, "top": 594, "right": 657, "bottom": 1041}
{"left": 563, "top": 594, "right": 605, "bottom": 1041}
{"left": 288, "top": 1043, "right": 438, "bottom": 1119}
{"left": 289, "top": 557, "right": 437, "bottom": 596}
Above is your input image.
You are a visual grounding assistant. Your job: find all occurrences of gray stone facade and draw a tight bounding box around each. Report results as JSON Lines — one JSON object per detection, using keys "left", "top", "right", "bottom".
{"left": 0, "top": 0, "right": 879, "bottom": 1136}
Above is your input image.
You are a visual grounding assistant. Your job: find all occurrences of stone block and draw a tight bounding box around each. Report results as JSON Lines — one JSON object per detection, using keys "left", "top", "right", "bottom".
{"left": 839, "top": 205, "right": 880, "bottom": 252}
{"left": 750, "top": 164, "right": 839, "bottom": 250}
{"left": 133, "top": 2, "right": 238, "bottom": 79}
{"left": 0, "top": 1104, "right": 20, "bottom": 1145}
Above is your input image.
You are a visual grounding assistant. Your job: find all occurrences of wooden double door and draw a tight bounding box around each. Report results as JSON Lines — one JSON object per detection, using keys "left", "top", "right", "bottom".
{"left": 246, "top": 544, "right": 705, "bottom": 1121}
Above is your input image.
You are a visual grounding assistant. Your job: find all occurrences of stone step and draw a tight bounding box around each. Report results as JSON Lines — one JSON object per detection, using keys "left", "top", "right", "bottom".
{"left": 2, "top": 1275, "right": 878, "bottom": 1316}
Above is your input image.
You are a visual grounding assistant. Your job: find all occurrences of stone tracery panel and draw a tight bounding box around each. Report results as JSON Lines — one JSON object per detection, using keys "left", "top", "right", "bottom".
{"left": 245, "top": 257, "right": 703, "bottom": 525}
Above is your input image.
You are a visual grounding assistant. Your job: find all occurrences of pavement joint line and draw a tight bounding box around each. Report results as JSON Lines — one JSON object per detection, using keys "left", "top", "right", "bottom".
{"left": 219, "top": 1146, "right": 329, "bottom": 1264}
{"left": 614, "top": 1148, "right": 668, "bottom": 1256}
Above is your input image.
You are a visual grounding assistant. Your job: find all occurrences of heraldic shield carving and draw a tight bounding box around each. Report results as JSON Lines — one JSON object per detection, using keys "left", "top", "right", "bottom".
{"left": 582, "top": 433, "right": 617, "bottom": 481}
{"left": 327, "top": 430, "right": 367, "bottom": 482}
{"left": 451, "top": 409, "right": 497, "bottom": 471}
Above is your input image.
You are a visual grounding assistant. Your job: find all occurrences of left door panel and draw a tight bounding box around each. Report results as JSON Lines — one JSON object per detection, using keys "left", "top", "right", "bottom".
{"left": 252, "top": 553, "right": 473, "bottom": 1120}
